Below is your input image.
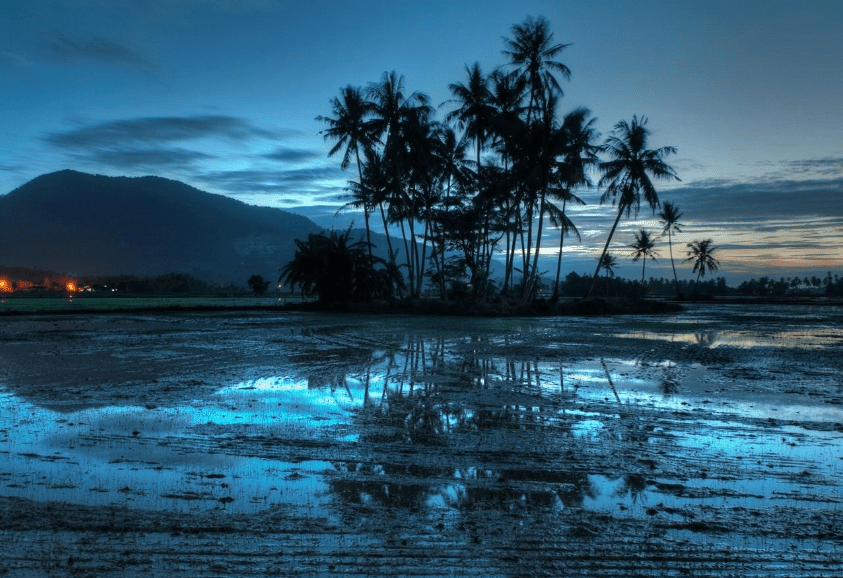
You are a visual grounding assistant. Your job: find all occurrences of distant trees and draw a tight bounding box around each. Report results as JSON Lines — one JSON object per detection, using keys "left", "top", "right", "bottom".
{"left": 247, "top": 275, "right": 270, "bottom": 296}
{"left": 629, "top": 229, "right": 659, "bottom": 285}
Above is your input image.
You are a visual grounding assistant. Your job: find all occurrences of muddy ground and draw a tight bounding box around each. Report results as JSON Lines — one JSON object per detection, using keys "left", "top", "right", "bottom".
{"left": 0, "top": 304, "right": 841, "bottom": 577}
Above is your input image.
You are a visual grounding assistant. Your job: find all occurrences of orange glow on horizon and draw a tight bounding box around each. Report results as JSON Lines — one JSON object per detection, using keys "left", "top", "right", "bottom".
{"left": 66, "top": 281, "right": 77, "bottom": 292}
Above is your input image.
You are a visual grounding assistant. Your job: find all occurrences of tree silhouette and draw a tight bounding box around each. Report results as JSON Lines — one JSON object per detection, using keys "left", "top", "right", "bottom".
{"left": 316, "top": 86, "right": 378, "bottom": 258}
{"left": 628, "top": 229, "right": 659, "bottom": 285}
{"left": 684, "top": 239, "right": 720, "bottom": 297}
{"left": 502, "top": 15, "right": 570, "bottom": 124}
{"left": 279, "top": 227, "right": 388, "bottom": 304}
{"left": 247, "top": 274, "right": 270, "bottom": 296}
{"left": 658, "top": 201, "right": 684, "bottom": 298}
{"left": 587, "top": 116, "right": 679, "bottom": 299}
{"left": 598, "top": 253, "right": 617, "bottom": 297}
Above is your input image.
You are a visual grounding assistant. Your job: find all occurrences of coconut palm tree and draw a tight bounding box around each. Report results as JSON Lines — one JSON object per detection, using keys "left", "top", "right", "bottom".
{"left": 502, "top": 15, "right": 570, "bottom": 124}
{"left": 586, "top": 115, "right": 679, "bottom": 299}
{"left": 316, "top": 86, "right": 378, "bottom": 257}
{"left": 598, "top": 253, "right": 617, "bottom": 297}
{"left": 629, "top": 229, "right": 659, "bottom": 285}
{"left": 443, "top": 62, "right": 494, "bottom": 191}
{"left": 550, "top": 107, "right": 598, "bottom": 300}
{"left": 685, "top": 239, "right": 720, "bottom": 297}
{"left": 658, "top": 201, "right": 684, "bottom": 298}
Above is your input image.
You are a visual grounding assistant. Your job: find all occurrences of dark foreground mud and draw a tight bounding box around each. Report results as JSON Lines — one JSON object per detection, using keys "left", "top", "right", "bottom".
{"left": 1, "top": 305, "right": 841, "bottom": 576}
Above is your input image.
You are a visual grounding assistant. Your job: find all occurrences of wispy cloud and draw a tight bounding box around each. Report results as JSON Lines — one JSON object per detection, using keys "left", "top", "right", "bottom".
{"left": 48, "top": 31, "right": 157, "bottom": 75}
{"left": 45, "top": 115, "right": 280, "bottom": 148}
{"left": 194, "top": 166, "right": 343, "bottom": 195}
{"left": 263, "top": 146, "right": 321, "bottom": 163}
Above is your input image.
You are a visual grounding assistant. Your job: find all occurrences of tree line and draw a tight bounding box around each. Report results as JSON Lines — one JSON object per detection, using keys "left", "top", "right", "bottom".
{"left": 282, "top": 16, "right": 719, "bottom": 305}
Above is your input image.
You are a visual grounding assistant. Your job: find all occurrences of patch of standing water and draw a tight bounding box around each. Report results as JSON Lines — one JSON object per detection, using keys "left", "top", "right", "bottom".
{"left": 0, "top": 376, "right": 360, "bottom": 515}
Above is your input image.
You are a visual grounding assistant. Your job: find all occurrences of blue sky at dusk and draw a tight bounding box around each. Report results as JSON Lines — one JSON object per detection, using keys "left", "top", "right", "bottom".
{"left": 2, "top": 0, "right": 842, "bottom": 283}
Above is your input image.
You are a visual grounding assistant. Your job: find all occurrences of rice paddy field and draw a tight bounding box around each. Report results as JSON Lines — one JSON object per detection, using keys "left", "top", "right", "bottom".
{"left": 0, "top": 303, "right": 841, "bottom": 576}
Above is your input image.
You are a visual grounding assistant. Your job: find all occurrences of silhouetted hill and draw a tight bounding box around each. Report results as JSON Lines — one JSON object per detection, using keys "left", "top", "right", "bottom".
{"left": 0, "top": 170, "right": 322, "bottom": 285}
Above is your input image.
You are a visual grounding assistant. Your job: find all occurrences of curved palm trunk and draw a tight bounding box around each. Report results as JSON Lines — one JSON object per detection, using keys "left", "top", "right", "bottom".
{"left": 378, "top": 203, "right": 396, "bottom": 267}
{"left": 587, "top": 206, "right": 624, "bottom": 299}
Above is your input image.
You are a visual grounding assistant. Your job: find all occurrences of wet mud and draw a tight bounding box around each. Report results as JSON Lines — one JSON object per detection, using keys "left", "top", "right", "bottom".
{"left": 1, "top": 305, "right": 841, "bottom": 576}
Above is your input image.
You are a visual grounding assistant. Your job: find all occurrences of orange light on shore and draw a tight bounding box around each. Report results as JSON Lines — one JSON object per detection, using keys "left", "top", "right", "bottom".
{"left": 66, "top": 282, "right": 77, "bottom": 292}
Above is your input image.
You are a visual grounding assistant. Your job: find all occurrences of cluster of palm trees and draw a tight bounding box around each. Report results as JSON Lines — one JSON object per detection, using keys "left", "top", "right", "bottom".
{"left": 311, "top": 15, "right": 715, "bottom": 303}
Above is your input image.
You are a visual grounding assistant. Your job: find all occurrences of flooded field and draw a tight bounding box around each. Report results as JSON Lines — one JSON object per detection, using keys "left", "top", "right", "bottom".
{"left": 1, "top": 304, "right": 841, "bottom": 576}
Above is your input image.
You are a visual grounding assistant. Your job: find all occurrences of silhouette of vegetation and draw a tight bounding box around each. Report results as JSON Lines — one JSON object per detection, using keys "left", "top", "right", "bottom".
{"left": 247, "top": 274, "right": 270, "bottom": 296}
{"left": 658, "top": 201, "right": 684, "bottom": 298}
{"left": 587, "top": 116, "right": 679, "bottom": 298}
{"left": 279, "top": 227, "right": 395, "bottom": 305}
{"left": 629, "top": 229, "right": 659, "bottom": 285}
{"left": 685, "top": 239, "right": 720, "bottom": 297}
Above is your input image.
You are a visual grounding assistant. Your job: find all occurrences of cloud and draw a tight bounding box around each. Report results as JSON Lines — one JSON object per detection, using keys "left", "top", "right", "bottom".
{"left": 777, "top": 157, "right": 843, "bottom": 178}
{"left": 81, "top": 147, "right": 214, "bottom": 170}
{"left": 193, "top": 166, "right": 343, "bottom": 196}
{"left": 48, "top": 32, "right": 157, "bottom": 75}
{"left": 45, "top": 115, "right": 280, "bottom": 148}
{"left": 666, "top": 177, "right": 843, "bottom": 222}
{"left": 263, "top": 146, "right": 321, "bottom": 163}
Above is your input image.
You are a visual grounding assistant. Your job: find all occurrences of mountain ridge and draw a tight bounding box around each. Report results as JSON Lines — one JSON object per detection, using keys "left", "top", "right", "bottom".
{"left": 0, "top": 170, "right": 323, "bottom": 285}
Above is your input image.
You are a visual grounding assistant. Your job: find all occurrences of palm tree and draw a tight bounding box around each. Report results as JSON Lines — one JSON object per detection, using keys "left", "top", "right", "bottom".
{"left": 502, "top": 15, "right": 570, "bottom": 124}
{"left": 685, "top": 239, "right": 720, "bottom": 297}
{"left": 550, "top": 107, "right": 598, "bottom": 300}
{"left": 598, "top": 253, "right": 617, "bottom": 297}
{"left": 658, "top": 201, "right": 684, "bottom": 298}
{"left": 316, "top": 86, "right": 378, "bottom": 257}
{"left": 443, "top": 62, "right": 494, "bottom": 190}
{"left": 629, "top": 229, "right": 659, "bottom": 285}
{"left": 586, "top": 115, "right": 679, "bottom": 299}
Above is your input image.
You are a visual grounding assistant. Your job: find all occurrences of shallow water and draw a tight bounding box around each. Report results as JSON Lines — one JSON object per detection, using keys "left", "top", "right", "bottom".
{"left": 1, "top": 303, "right": 841, "bottom": 576}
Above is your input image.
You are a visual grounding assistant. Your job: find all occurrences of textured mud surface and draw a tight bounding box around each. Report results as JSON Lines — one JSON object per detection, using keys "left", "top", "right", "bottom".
{"left": 1, "top": 305, "right": 842, "bottom": 576}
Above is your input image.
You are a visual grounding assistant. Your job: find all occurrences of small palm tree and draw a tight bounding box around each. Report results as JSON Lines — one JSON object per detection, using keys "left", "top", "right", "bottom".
{"left": 598, "top": 253, "right": 617, "bottom": 297}
{"left": 684, "top": 239, "right": 720, "bottom": 297}
{"left": 658, "top": 201, "right": 684, "bottom": 298}
{"left": 629, "top": 229, "right": 659, "bottom": 285}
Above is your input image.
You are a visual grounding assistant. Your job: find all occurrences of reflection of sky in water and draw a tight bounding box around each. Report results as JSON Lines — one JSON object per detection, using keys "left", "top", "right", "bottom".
{"left": 3, "top": 305, "right": 842, "bottom": 527}
{"left": 0, "top": 379, "right": 346, "bottom": 516}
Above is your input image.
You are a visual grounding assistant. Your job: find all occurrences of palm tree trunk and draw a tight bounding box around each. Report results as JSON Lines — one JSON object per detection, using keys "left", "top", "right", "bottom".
{"left": 552, "top": 198, "right": 568, "bottom": 300}
{"left": 379, "top": 203, "right": 396, "bottom": 269}
{"left": 527, "top": 192, "right": 547, "bottom": 299}
{"left": 355, "top": 149, "right": 372, "bottom": 260}
{"left": 587, "top": 206, "right": 624, "bottom": 299}
{"left": 668, "top": 230, "right": 681, "bottom": 298}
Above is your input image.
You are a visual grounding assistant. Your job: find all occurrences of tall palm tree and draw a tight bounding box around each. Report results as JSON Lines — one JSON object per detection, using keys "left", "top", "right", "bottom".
{"left": 316, "top": 86, "right": 378, "bottom": 257}
{"left": 586, "top": 115, "right": 679, "bottom": 299}
{"left": 444, "top": 62, "right": 494, "bottom": 189}
{"left": 366, "top": 71, "right": 432, "bottom": 296}
{"left": 629, "top": 229, "right": 659, "bottom": 284}
{"left": 658, "top": 201, "right": 684, "bottom": 298}
{"left": 550, "top": 107, "right": 598, "bottom": 300}
{"left": 502, "top": 15, "right": 571, "bottom": 124}
{"left": 685, "top": 239, "right": 720, "bottom": 297}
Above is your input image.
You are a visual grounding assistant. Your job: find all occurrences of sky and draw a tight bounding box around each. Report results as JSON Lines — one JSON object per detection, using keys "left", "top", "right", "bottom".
{"left": 2, "top": 0, "right": 842, "bottom": 284}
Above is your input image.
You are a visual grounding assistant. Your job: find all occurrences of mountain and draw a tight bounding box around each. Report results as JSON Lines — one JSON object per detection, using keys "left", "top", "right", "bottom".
{"left": 0, "top": 170, "right": 323, "bottom": 286}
